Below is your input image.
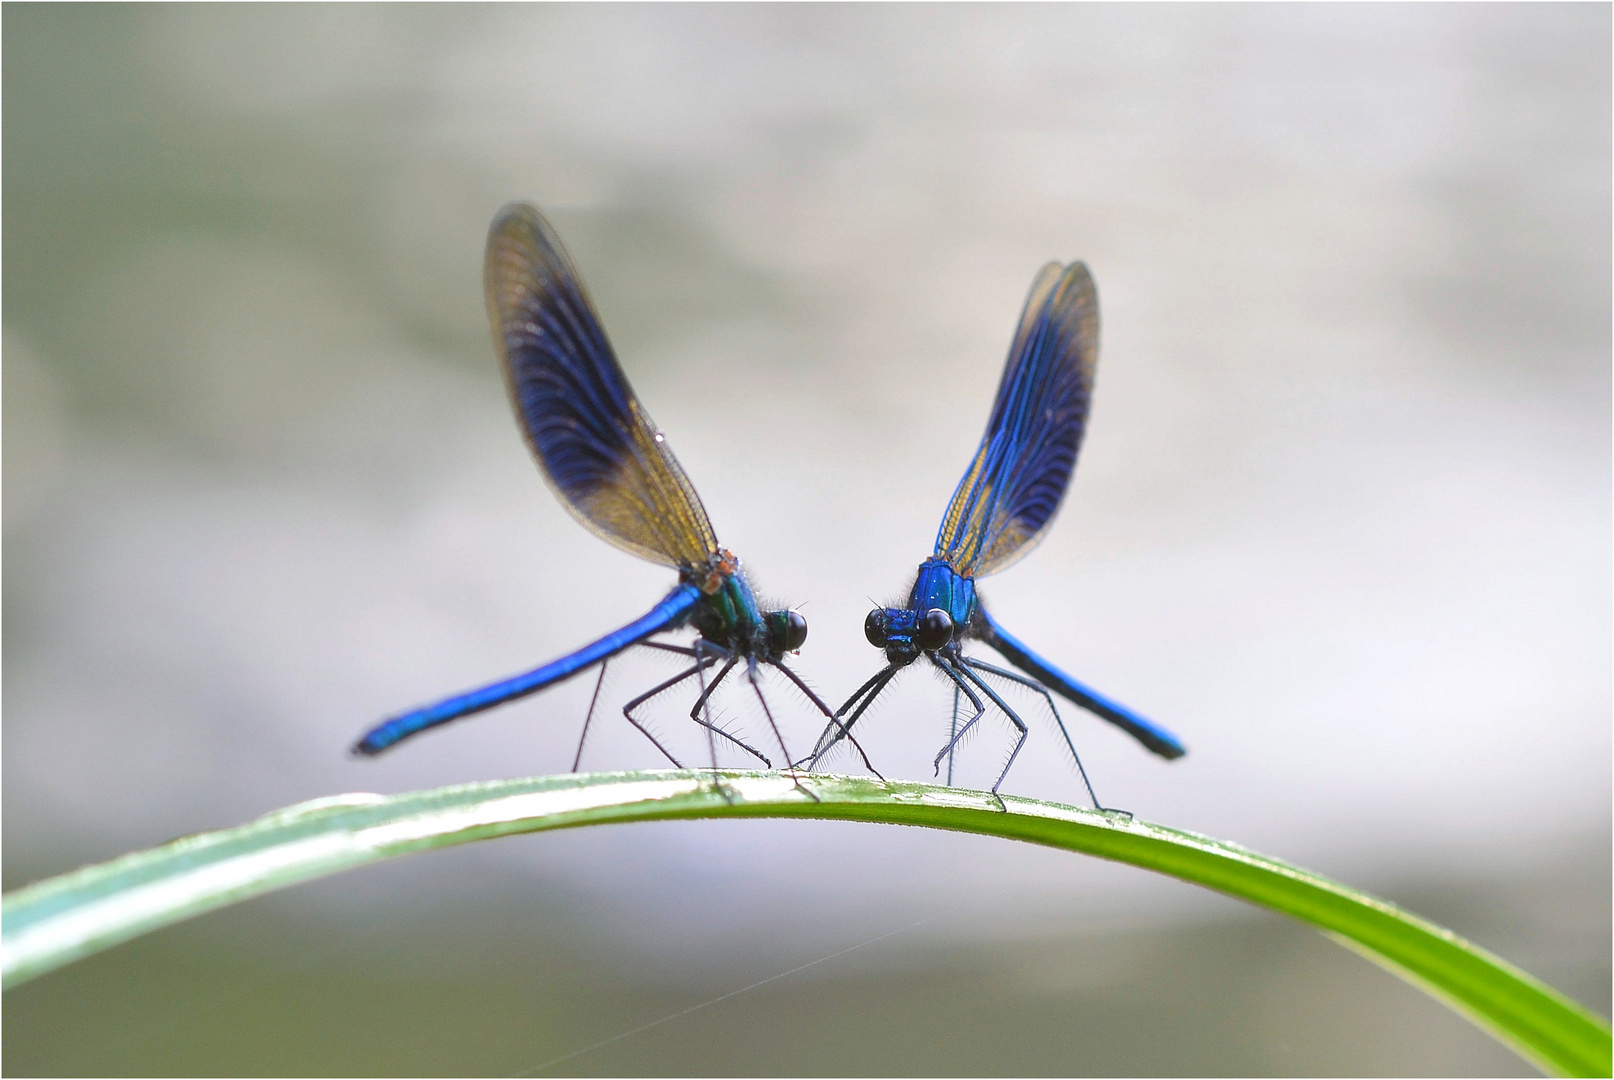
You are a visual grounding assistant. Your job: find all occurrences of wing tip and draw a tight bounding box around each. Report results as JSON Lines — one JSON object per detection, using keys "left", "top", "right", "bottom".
{"left": 491, "top": 199, "right": 540, "bottom": 228}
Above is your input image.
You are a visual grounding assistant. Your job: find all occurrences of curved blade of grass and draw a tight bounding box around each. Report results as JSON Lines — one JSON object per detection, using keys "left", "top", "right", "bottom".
{"left": 4, "top": 770, "right": 1608, "bottom": 1075}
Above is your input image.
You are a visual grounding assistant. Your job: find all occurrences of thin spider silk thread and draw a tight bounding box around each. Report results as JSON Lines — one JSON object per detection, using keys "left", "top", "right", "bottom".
{"left": 519, "top": 914, "right": 940, "bottom": 1075}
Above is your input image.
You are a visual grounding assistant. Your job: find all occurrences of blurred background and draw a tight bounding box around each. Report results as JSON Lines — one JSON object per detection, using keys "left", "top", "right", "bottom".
{"left": 4, "top": 4, "right": 1608, "bottom": 1075}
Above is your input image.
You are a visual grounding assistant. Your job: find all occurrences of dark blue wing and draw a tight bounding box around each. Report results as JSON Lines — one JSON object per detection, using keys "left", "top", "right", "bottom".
{"left": 486, "top": 203, "right": 720, "bottom": 569}
{"left": 933, "top": 262, "right": 1098, "bottom": 578}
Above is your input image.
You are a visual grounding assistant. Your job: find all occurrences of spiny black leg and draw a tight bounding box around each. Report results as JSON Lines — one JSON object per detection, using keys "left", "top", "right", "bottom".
{"left": 639, "top": 640, "right": 701, "bottom": 657}
{"left": 798, "top": 679, "right": 868, "bottom": 769}
{"left": 572, "top": 659, "right": 610, "bottom": 772}
{"left": 689, "top": 651, "right": 737, "bottom": 751}
{"left": 689, "top": 642, "right": 740, "bottom": 804}
{"left": 823, "top": 666, "right": 898, "bottom": 752}
{"left": 806, "top": 665, "right": 897, "bottom": 771}
{"left": 963, "top": 656, "right": 1104, "bottom": 810}
{"left": 624, "top": 658, "right": 722, "bottom": 768}
{"left": 947, "top": 683, "right": 960, "bottom": 787}
{"left": 773, "top": 661, "right": 882, "bottom": 779}
{"left": 687, "top": 654, "right": 773, "bottom": 767}
{"left": 835, "top": 666, "right": 896, "bottom": 722}
{"left": 746, "top": 659, "right": 819, "bottom": 802}
{"left": 951, "top": 657, "right": 1029, "bottom": 797}
{"left": 746, "top": 657, "right": 794, "bottom": 766}
{"left": 928, "top": 654, "right": 987, "bottom": 776}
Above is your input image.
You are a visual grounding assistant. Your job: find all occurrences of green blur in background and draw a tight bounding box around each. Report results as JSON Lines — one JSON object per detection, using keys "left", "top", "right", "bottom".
{"left": 4, "top": 4, "right": 1609, "bottom": 1076}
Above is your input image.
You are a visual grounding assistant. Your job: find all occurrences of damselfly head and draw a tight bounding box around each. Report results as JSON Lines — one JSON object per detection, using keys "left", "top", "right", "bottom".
{"left": 766, "top": 608, "right": 808, "bottom": 655}
{"left": 866, "top": 606, "right": 933, "bottom": 666}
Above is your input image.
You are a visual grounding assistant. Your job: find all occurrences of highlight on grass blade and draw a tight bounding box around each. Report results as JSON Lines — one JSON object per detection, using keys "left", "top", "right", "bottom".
{"left": 3, "top": 770, "right": 1608, "bottom": 1077}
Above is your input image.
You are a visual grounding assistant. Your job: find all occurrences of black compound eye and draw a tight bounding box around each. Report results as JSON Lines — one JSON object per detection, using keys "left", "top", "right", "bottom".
{"left": 864, "top": 608, "right": 888, "bottom": 648}
{"left": 914, "top": 608, "right": 954, "bottom": 651}
{"left": 781, "top": 610, "right": 807, "bottom": 652}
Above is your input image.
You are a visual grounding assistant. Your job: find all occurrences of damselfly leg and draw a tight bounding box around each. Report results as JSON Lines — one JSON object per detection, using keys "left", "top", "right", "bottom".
{"left": 803, "top": 664, "right": 899, "bottom": 770}
{"left": 622, "top": 645, "right": 768, "bottom": 769}
{"left": 928, "top": 653, "right": 989, "bottom": 776}
{"left": 962, "top": 655, "right": 1104, "bottom": 810}
{"left": 572, "top": 659, "right": 611, "bottom": 771}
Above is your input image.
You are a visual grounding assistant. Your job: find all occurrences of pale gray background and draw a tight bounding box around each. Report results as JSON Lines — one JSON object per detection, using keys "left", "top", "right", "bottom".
{"left": 5, "top": 5, "right": 1608, "bottom": 1075}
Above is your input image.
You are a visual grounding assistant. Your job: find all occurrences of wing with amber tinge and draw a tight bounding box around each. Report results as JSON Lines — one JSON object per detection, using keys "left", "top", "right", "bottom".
{"left": 485, "top": 203, "right": 720, "bottom": 569}
{"left": 933, "top": 261, "right": 1098, "bottom": 579}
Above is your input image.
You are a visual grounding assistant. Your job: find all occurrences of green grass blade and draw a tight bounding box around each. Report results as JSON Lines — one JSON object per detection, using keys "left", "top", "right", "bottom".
{"left": 5, "top": 770, "right": 1608, "bottom": 1075}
